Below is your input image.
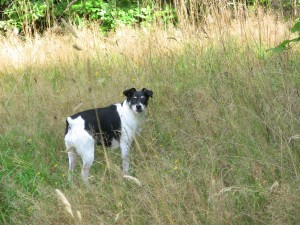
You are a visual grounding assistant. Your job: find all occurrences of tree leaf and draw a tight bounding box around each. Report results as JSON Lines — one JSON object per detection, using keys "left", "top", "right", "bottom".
{"left": 269, "top": 37, "right": 300, "bottom": 52}
{"left": 269, "top": 45, "right": 286, "bottom": 53}
{"left": 290, "top": 22, "right": 300, "bottom": 33}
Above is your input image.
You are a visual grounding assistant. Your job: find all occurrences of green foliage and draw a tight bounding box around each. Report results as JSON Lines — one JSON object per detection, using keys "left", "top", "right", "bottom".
{"left": 69, "top": 0, "right": 176, "bottom": 32}
{"left": 247, "top": 0, "right": 271, "bottom": 7}
{"left": 0, "top": 0, "right": 176, "bottom": 33}
{"left": 0, "top": 0, "right": 299, "bottom": 34}
{"left": 1, "top": 0, "right": 46, "bottom": 32}
{"left": 270, "top": 22, "right": 300, "bottom": 52}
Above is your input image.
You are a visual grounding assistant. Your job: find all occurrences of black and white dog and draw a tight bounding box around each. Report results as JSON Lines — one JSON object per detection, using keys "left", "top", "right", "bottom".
{"left": 64, "top": 88, "right": 153, "bottom": 184}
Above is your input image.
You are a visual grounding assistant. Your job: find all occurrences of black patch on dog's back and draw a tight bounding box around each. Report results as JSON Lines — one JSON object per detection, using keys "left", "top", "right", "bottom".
{"left": 68, "top": 105, "right": 121, "bottom": 147}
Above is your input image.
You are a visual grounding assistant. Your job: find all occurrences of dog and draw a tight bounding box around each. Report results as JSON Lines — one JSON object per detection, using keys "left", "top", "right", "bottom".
{"left": 64, "top": 87, "right": 153, "bottom": 184}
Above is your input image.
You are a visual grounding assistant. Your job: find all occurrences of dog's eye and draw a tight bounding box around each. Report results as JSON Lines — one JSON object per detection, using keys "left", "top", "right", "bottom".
{"left": 132, "top": 97, "right": 138, "bottom": 102}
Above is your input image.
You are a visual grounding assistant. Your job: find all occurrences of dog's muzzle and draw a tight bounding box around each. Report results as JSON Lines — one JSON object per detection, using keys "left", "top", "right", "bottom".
{"left": 135, "top": 104, "right": 143, "bottom": 113}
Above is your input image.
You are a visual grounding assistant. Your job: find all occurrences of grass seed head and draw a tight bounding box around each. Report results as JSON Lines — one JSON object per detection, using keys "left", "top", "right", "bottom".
{"left": 55, "top": 189, "right": 74, "bottom": 218}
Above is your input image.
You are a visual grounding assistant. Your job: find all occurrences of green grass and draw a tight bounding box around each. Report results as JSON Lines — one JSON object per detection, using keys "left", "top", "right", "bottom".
{"left": 0, "top": 20, "right": 300, "bottom": 224}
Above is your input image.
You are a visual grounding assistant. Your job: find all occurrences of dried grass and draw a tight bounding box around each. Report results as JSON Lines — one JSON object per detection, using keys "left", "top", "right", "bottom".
{"left": 1, "top": 7, "right": 299, "bottom": 225}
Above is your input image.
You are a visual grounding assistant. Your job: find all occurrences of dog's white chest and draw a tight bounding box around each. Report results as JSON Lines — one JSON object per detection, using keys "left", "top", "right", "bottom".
{"left": 115, "top": 103, "right": 143, "bottom": 137}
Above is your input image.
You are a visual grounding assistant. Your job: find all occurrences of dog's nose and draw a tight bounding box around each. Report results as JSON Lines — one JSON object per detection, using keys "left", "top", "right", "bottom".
{"left": 136, "top": 105, "right": 142, "bottom": 110}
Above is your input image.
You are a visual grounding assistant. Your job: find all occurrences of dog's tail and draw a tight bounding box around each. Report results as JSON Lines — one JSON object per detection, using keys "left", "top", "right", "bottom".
{"left": 65, "top": 117, "right": 73, "bottom": 135}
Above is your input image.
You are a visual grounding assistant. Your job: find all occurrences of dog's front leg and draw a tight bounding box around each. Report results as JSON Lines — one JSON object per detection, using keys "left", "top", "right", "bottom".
{"left": 120, "top": 141, "right": 130, "bottom": 174}
{"left": 120, "top": 137, "right": 133, "bottom": 174}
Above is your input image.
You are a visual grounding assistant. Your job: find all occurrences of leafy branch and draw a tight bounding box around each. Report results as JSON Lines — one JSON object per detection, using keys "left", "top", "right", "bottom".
{"left": 270, "top": 22, "right": 300, "bottom": 52}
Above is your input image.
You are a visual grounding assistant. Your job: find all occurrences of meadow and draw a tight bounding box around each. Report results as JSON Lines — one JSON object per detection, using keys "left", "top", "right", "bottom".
{"left": 1, "top": 9, "right": 300, "bottom": 224}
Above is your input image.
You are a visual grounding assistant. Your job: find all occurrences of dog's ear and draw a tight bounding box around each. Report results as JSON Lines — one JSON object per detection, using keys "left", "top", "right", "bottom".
{"left": 123, "top": 88, "right": 136, "bottom": 97}
{"left": 142, "top": 88, "right": 153, "bottom": 98}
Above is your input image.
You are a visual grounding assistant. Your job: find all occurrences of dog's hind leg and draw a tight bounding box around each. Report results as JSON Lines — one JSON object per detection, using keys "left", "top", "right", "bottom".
{"left": 74, "top": 135, "right": 95, "bottom": 185}
{"left": 80, "top": 145, "right": 94, "bottom": 185}
{"left": 65, "top": 134, "right": 77, "bottom": 183}
{"left": 67, "top": 150, "right": 77, "bottom": 183}
{"left": 66, "top": 128, "right": 95, "bottom": 185}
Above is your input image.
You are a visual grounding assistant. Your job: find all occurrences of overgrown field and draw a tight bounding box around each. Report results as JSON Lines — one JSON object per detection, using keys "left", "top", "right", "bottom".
{"left": 1, "top": 12, "right": 300, "bottom": 224}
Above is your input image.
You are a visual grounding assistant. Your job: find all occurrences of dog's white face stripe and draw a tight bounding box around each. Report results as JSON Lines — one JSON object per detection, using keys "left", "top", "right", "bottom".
{"left": 132, "top": 104, "right": 146, "bottom": 114}
{"left": 126, "top": 91, "right": 150, "bottom": 114}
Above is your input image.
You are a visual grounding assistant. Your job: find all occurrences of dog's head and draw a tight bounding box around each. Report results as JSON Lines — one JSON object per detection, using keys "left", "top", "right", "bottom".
{"left": 123, "top": 88, "right": 153, "bottom": 114}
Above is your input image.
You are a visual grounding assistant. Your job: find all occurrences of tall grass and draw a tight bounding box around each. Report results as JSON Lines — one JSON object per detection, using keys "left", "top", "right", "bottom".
{"left": 1, "top": 9, "right": 300, "bottom": 224}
